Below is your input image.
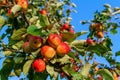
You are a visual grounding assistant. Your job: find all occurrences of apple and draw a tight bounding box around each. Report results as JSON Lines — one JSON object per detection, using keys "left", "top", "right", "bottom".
{"left": 97, "top": 75, "right": 103, "bottom": 80}
{"left": 56, "top": 42, "right": 70, "bottom": 56}
{"left": 86, "top": 38, "right": 94, "bottom": 45}
{"left": 47, "top": 34, "right": 62, "bottom": 49}
{"left": 23, "top": 42, "right": 32, "bottom": 53}
{"left": 0, "top": 0, "right": 6, "bottom": 5}
{"left": 41, "top": 45, "right": 56, "bottom": 60}
{"left": 29, "top": 35, "right": 42, "bottom": 49}
{"left": 40, "top": 9, "right": 47, "bottom": 16}
{"left": 32, "top": 59, "right": 46, "bottom": 73}
{"left": 90, "top": 23, "right": 103, "bottom": 31}
{"left": 96, "top": 31, "right": 104, "bottom": 38}
{"left": 69, "top": 28, "right": 74, "bottom": 34}
{"left": 113, "top": 72, "right": 119, "bottom": 80}
{"left": 60, "top": 72, "right": 65, "bottom": 78}
{"left": 17, "top": 0, "right": 28, "bottom": 10}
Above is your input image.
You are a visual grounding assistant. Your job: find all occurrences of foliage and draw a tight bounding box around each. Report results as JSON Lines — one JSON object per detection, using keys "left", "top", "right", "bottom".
{"left": 0, "top": 0, "right": 120, "bottom": 80}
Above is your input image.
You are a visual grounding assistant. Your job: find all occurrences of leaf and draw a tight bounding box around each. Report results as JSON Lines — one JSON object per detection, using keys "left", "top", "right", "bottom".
{"left": 2, "top": 50, "right": 13, "bottom": 56}
{"left": 0, "top": 16, "right": 5, "bottom": 29}
{"left": 41, "top": 15, "right": 50, "bottom": 26}
{"left": 61, "top": 32, "right": 76, "bottom": 42}
{"left": 87, "top": 44, "right": 109, "bottom": 56}
{"left": 11, "top": 28, "right": 27, "bottom": 40}
{"left": 110, "top": 28, "right": 118, "bottom": 35}
{"left": 115, "top": 68, "right": 120, "bottom": 75}
{"left": 115, "top": 51, "right": 120, "bottom": 56}
{"left": 97, "top": 69, "right": 114, "bottom": 80}
{"left": 57, "top": 55, "right": 71, "bottom": 65}
{"left": 81, "top": 63, "right": 91, "bottom": 77}
{"left": 23, "top": 60, "right": 33, "bottom": 75}
{"left": 11, "top": 5, "right": 21, "bottom": 14}
{"left": 1, "top": 57, "right": 14, "bottom": 80}
{"left": 71, "top": 73, "right": 84, "bottom": 80}
{"left": 27, "top": 25, "right": 42, "bottom": 36}
{"left": 46, "top": 65, "right": 58, "bottom": 79}
{"left": 75, "top": 31, "right": 88, "bottom": 38}
{"left": 13, "top": 57, "right": 25, "bottom": 64}
{"left": 12, "top": 40, "right": 24, "bottom": 50}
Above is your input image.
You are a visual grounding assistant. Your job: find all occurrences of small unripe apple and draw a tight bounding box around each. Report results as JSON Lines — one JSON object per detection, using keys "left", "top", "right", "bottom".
{"left": 47, "top": 34, "right": 62, "bottom": 49}
{"left": 90, "top": 23, "right": 103, "bottom": 31}
{"left": 40, "top": 9, "right": 47, "bottom": 16}
{"left": 41, "top": 45, "right": 56, "bottom": 60}
{"left": 23, "top": 42, "right": 32, "bottom": 53}
{"left": 86, "top": 38, "right": 95, "bottom": 45}
{"left": 17, "top": 0, "right": 28, "bottom": 10}
{"left": 32, "top": 59, "right": 46, "bottom": 73}
{"left": 96, "top": 31, "right": 104, "bottom": 38}
{"left": 29, "top": 35, "right": 42, "bottom": 49}
{"left": 56, "top": 42, "right": 70, "bottom": 56}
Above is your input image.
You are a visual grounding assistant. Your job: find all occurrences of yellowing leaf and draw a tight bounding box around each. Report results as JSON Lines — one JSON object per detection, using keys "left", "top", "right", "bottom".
{"left": 23, "top": 60, "right": 33, "bottom": 76}
{"left": 0, "top": 16, "right": 5, "bottom": 29}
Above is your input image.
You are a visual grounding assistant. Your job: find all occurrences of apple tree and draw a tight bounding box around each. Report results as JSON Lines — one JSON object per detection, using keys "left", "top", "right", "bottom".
{"left": 0, "top": 0, "right": 120, "bottom": 80}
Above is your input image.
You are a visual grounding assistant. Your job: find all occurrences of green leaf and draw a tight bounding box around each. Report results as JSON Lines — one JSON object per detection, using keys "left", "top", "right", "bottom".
{"left": 0, "top": 16, "right": 5, "bottom": 29}
{"left": 110, "top": 28, "right": 118, "bottom": 35}
{"left": 41, "top": 15, "right": 50, "bottom": 26}
{"left": 75, "top": 31, "right": 88, "bottom": 38}
{"left": 81, "top": 63, "right": 91, "bottom": 77}
{"left": 61, "top": 32, "right": 76, "bottom": 42}
{"left": 11, "top": 28, "right": 27, "bottom": 40}
{"left": 23, "top": 60, "right": 33, "bottom": 76}
{"left": 13, "top": 57, "right": 25, "bottom": 64}
{"left": 115, "top": 68, "right": 120, "bottom": 75}
{"left": 27, "top": 25, "right": 42, "bottom": 36}
{"left": 11, "top": 5, "right": 21, "bottom": 14}
{"left": 71, "top": 73, "right": 84, "bottom": 80}
{"left": 12, "top": 40, "right": 24, "bottom": 50}
{"left": 56, "top": 55, "right": 71, "bottom": 65}
{"left": 97, "top": 69, "right": 114, "bottom": 80}
{"left": 87, "top": 44, "right": 108, "bottom": 56}
{"left": 115, "top": 51, "right": 120, "bottom": 56}
{"left": 46, "top": 65, "right": 58, "bottom": 79}
{"left": 1, "top": 57, "right": 14, "bottom": 80}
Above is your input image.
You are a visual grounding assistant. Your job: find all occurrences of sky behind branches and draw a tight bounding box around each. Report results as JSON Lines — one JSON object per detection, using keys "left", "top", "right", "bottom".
{"left": 0, "top": 0, "right": 120, "bottom": 80}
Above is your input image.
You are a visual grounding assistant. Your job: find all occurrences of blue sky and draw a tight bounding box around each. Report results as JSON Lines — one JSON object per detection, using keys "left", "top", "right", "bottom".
{"left": 1, "top": 0, "right": 120, "bottom": 80}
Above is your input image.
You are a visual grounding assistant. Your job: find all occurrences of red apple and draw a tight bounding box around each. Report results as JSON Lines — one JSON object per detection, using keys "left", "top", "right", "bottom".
{"left": 17, "top": 0, "right": 28, "bottom": 10}
{"left": 47, "top": 34, "right": 62, "bottom": 49}
{"left": 41, "top": 45, "right": 56, "bottom": 60}
{"left": 40, "top": 9, "right": 47, "bottom": 16}
{"left": 86, "top": 38, "right": 94, "bottom": 45}
{"left": 97, "top": 75, "right": 103, "bottom": 80}
{"left": 56, "top": 42, "right": 70, "bottom": 56}
{"left": 69, "top": 28, "right": 74, "bottom": 34}
{"left": 32, "top": 59, "right": 46, "bottom": 73}
{"left": 23, "top": 42, "right": 32, "bottom": 53}
{"left": 29, "top": 35, "right": 42, "bottom": 49}
{"left": 62, "top": 23, "right": 69, "bottom": 30}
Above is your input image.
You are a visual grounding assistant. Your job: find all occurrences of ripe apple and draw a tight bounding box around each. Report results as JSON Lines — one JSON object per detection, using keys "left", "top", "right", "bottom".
{"left": 0, "top": 0, "right": 6, "bottom": 5}
{"left": 32, "top": 59, "right": 46, "bottom": 73}
{"left": 113, "top": 72, "right": 119, "bottom": 80}
{"left": 17, "top": 0, "right": 28, "bottom": 10}
{"left": 41, "top": 45, "right": 56, "bottom": 60}
{"left": 86, "top": 38, "right": 94, "bottom": 45}
{"left": 40, "top": 9, "right": 47, "bottom": 16}
{"left": 56, "top": 42, "right": 70, "bottom": 56}
{"left": 23, "top": 42, "right": 32, "bottom": 53}
{"left": 97, "top": 75, "right": 103, "bottom": 80}
{"left": 96, "top": 31, "right": 104, "bottom": 38}
{"left": 47, "top": 34, "right": 62, "bottom": 49}
{"left": 29, "top": 35, "right": 42, "bottom": 49}
{"left": 69, "top": 28, "right": 74, "bottom": 34}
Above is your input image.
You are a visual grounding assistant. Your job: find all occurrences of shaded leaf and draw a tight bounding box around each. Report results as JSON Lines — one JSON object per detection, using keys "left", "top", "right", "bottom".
{"left": 115, "top": 68, "right": 120, "bottom": 75}
{"left": 75, "top": 31, "right": 88, "bottom": 38}
{"left": 11, "top": 28, "right": 26, "bottom": 40}
{"left": 23, "top": 60, "right": 33, "bottom": 75}
{"left": 110, "top": 28, "right": 118, "bottom": 35}
{"left": 97, "top": 69, "right": 114, "bottom": 80}
{"left": 12, "top": 40, "right": 24, "bottom": 50}
{"left": 115, "top": 51, "right": 120, "bottom": 56}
